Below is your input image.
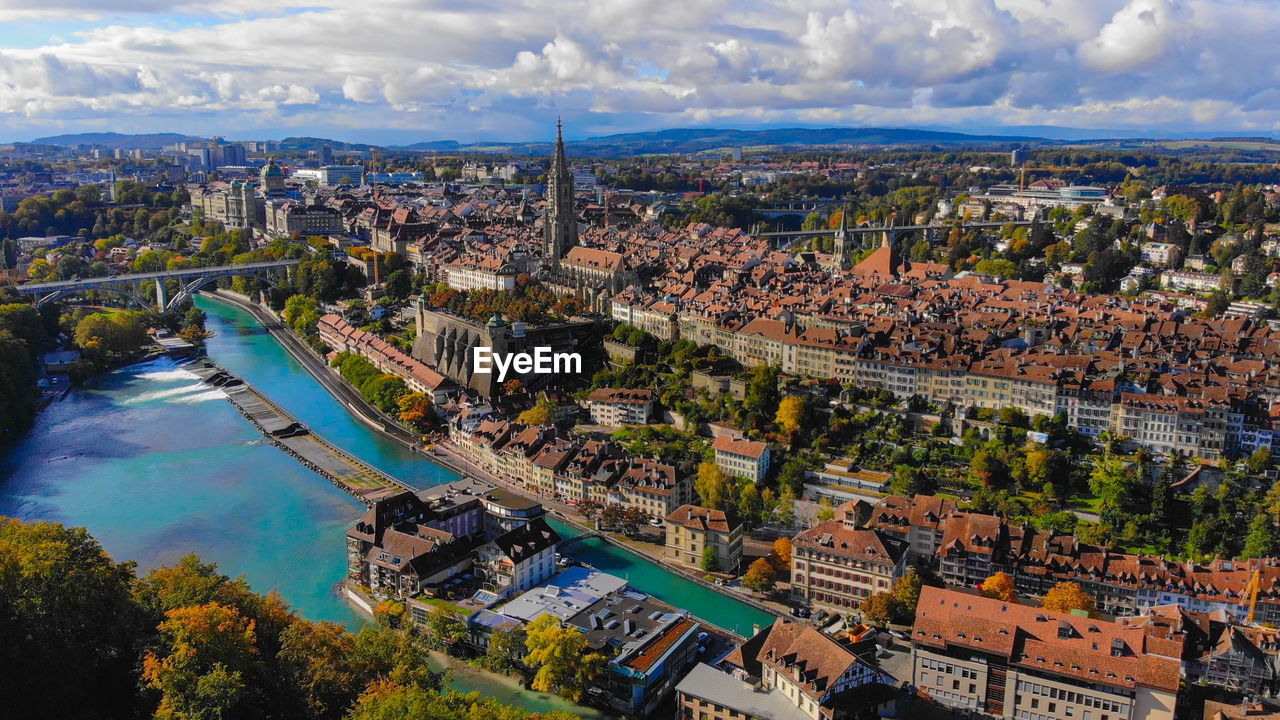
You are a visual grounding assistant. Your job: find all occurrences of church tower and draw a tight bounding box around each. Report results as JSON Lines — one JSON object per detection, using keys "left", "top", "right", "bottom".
{"left": 833, "top": 203, "right": 851, "bottom": 270}
{"left": 544, "top": 119, "right": 577, "bottom": 269}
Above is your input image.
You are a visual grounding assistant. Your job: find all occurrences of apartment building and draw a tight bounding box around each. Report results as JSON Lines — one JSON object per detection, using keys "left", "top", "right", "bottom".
{"left": 911, "top": 586, "right": 1181, "bottom": 720}
{"left": 664, "top": 504, "right": 743, "bottom": 572}
{"left": 473, "top": 517, "right": 559, "bottom": 598}
{"left": 586, "top": 387, "right": 657, "bottom": 425}
{"left": 865, "top": 494, "right": 958, "bottom": 560}
{"left": 791, "top": 521, "right": 908, "bottom": 612}
{"left": 712, "top": 434, "right": 771, "bottom": 482}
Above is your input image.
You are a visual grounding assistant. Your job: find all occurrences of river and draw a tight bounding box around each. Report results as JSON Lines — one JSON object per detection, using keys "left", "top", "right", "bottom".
{"left": 0, "top": 295, "right": 772, "bottom": 714}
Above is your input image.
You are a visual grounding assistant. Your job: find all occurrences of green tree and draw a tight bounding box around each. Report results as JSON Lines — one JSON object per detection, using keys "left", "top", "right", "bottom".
{"left": 738, "top": 482, "right": 763, "bottom": 523}
{"left": 0, "top": 518, "right": 148, "bottom": 718}
{"left": 700, "top": 546, "right": 718, "bottom": 573}
{"left": 743, "top": 364, "right": 780, "bottom": 428}
{"left": 423, "top": 606, "right": 468, "bottom": 651}
{"left": 283, "top": 294, "right": 322, "bottom": 336}
{"left": 479, "top": 627, "right": 526, "bottom": 675}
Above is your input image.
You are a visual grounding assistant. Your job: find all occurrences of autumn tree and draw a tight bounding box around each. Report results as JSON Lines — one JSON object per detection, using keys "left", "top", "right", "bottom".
{"left": 860, "top": 592, "right": 899, "bottom": 627}
{"left": 142, "top": 601, "right": 263, "bottom": 720}
{"left": 742, "top": 558, "right": 777, "bottom": 593}
{"left": 279, "top": 620, "right": 377, "bottom": 720}
{"left": 980, "top": 571, "right": 1017, "bottom": 603}
{"left": 516, "top": 398, "right": 554, "bottom": 426}
{"left": 695, "top": 461, "right": 730, "bottom": 510}
{"left": 397, "top": 392, "right": 435, "bottom": 430}
{"left": 1041, "top": 581, "right": 1096, "bottom": 616}
{"left": 775, "top": 395, "right": 804, "bottom": 435}
{"left": 523, "top": 615, "right": 607, "bottom": 702}
{"left": 892, "top": 569, "right": 923, "bottom": 620}
{"left": 771, "top": 537, "right": 793, "bottom": 569}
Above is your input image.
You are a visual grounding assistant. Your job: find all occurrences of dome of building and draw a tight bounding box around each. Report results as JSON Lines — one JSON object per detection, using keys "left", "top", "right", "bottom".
{"left": 261, "top": 161, "right": 283, "bottom": 178}
{"left": 486, "top": 314, "right": 506, "bottom": 327}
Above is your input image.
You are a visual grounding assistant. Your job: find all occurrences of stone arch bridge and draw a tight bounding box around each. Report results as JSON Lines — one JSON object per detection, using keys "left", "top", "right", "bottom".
{"left": 12, "top": 259, "right": 299, "bottom": 312}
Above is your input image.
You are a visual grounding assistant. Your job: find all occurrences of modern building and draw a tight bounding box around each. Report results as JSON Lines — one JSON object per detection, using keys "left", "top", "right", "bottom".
{"left": 318, "top": 164, "right": 364, "bottom": 187}
{"left": 712, "top": 434, "right": 771, "bottom": 482}
{"left": 804, "top": 458, "right": 892, "bottom": 503}
{"left": 664, "top": 504, "right": 743, "bottom": 572}
{"left": 910, "top": 586, "right": 1182, "bottom": 720}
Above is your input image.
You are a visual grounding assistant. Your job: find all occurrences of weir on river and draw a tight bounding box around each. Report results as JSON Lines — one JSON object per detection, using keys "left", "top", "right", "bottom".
{"left": 0, "top": 294, "right": 774, "bottom": 712}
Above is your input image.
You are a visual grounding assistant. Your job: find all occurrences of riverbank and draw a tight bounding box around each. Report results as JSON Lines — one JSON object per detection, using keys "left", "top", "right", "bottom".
{"left": 205, "top": 290, "right": 427, "bottom": 451}
{"left": 199, "top": 290, "right": 784, "bottom": 634}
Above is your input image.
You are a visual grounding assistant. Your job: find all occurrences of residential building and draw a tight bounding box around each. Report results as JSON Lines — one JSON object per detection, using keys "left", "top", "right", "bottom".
{"left": 664, "top": 504, "right": 743, "bottom": 572}
{"left": 473, "top": 517, "right": 560, "bottom": 598}
{"left": 712, "top": 434, "right": 771, "bottom": 483}
{"left": 790, "top": 521, "right": 908, "bottom": 612}
{"left": 586, "top": 388, "right": 657, "bottom": 425}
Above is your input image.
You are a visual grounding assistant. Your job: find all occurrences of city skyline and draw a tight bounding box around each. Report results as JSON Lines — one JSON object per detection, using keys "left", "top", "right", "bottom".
{"left": 0, "top": 0, "right": 1278, "bottom": 144}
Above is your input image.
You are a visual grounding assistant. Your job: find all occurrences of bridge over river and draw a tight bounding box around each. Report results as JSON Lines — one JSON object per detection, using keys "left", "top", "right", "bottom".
{"left": 13, "top": 259, "right": 298, "bottom": 312}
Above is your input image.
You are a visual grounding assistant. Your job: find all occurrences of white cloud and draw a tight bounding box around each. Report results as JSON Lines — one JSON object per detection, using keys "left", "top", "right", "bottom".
{"left": 0, "top": 0, "right": 1276, "bottom": 140}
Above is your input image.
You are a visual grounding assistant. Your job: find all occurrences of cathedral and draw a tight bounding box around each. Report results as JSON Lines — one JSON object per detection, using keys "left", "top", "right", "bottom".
{"left": 539, "top": 121, "right": 635, "bottom": 313}
{"left": 542, "top": 119, "right": 577, "bottom": 268}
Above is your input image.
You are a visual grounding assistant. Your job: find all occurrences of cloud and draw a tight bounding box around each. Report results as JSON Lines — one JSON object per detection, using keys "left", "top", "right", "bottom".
{"left": 0, "top": 0, "right": 1277, "bottom": 140}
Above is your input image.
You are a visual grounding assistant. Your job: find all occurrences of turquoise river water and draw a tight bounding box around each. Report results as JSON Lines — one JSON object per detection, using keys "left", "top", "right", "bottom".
{"left": 0, "top": 295, "right": 773, "bottom": 714}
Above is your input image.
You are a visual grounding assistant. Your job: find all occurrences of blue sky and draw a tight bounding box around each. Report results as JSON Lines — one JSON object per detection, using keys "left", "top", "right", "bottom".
{"left": 0, "top": 1, "right": 1277, "bottom": 144}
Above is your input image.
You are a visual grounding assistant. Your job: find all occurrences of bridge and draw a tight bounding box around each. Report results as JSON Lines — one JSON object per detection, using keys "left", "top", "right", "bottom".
{"left": 755, "top": 219, "right": 1036, "bottom": 249}
{"left": 13, "top": 259, "right": 299, "bottom": 312}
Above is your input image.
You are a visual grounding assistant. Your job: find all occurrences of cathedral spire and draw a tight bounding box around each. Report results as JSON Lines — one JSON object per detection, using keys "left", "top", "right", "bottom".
{"left": 544, "top": 119, "right": 576, "bottom": 269}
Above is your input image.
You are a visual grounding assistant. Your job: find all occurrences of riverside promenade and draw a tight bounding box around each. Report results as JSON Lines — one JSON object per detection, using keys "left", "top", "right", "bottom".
{"left": 190, "top": 362, "right": 411, "bottom": 505}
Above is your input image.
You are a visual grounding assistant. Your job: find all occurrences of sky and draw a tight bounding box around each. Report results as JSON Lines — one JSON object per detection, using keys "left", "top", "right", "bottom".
{"left": 0, "top": 0, "right": 1277, "bottom": 145}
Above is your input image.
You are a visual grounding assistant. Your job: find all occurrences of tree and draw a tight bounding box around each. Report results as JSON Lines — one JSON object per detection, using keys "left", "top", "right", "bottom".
{"left": 397, "top": 392, "right": 435, "bottom": 430}
{"left": 700, "top": 546, "right": 718, "bottom": 573}
{"left": 283, "top": 294, "right": 321, "bottom": 336}
{"left": 695, "top": 461, "right": 730, "bottom": 510}
{"left": 892, "top": 569, "right": 924, "bottom": 620}
{"left": 738, "top": 482, "right": 763, "bottom": 523}
{"left": 480, "top": 627, "right": 526, "bottom": 675}
{"left": 774, "top": 395, "right": 804, "bottom": 435}
{"left": 980, "top": 572, "right": 1017, "bottom": 602}
{"left": 771, "top": 537, "right": 793, "bottom": 569}
{"left": 423, "top": 606, "right": 468, "bottom": 651}
{"left": 523, "top": 615, "right": 607, "bottom": 702}
{"left": 742, "top": 558, "right": 777, "bottom": 593}
{"left": 775, "top": 494, "right": 796, "bottom": 527}
{"left": 860, "top": 592, "right": 899, "bottom": 627}
{"left": 516, "top": 399, "right": 553, "bottom": 426}
{"left": 141, "top": 601, "right": 262, "bottom": 720}
{"left": 0, "top": 518, "right": 148, "bottom": 718}
{"left": 743, "top": 364, "right": 780, "bottom": 428}
{"left": 279, "top": 620, "right": 376, "bottom": 720}
{"left": 815, "top": 498, "right": 835, "bottom": 522}
{"left": 1040, "top": 581, "right": 1096, "bottom": 615}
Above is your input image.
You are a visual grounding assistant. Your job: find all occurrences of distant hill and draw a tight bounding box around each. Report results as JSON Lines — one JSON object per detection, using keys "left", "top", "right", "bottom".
{"left": 25, "top": 132, "right": 207, "bottom": 150}
{"left": 391, "top": 126, "right": 1046, "bottom": 156}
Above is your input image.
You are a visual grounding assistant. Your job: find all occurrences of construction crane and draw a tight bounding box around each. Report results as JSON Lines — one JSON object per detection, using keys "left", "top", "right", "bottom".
{"left": 1244, "top": 568, "right": 1262, "bottom": 624}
